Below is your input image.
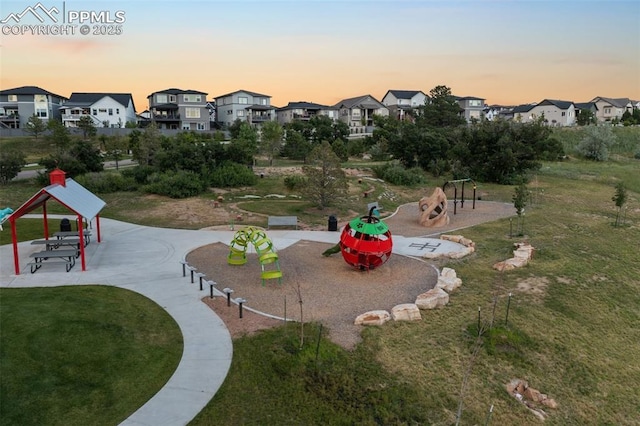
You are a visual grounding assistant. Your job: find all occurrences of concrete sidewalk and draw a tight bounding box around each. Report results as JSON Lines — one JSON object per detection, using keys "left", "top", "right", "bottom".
{"left": 0, "top": 216, "right": 469, "bottom": 425}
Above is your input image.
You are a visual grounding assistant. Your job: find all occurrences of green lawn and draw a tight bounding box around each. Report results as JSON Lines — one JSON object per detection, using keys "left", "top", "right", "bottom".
{"left": 0, "top": 286, "right": 183, "bottom": 426}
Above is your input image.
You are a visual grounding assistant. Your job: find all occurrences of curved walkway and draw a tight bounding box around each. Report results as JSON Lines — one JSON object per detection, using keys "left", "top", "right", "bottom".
{"left": 0, "top": 211, "right": 481, "bottom": 425}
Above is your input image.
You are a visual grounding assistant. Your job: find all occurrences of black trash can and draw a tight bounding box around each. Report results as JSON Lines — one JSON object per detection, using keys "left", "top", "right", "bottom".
{"left": 328, "top": 215, "right": 338, "bottom": 232}
{"left": 60, "top": 218, "right": 71, "bottom": 232}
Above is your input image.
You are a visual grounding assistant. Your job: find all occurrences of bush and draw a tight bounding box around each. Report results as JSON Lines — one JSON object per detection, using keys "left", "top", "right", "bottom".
{"left": 371, "top": 163, "right": 426, "bottom": 186}
{"left": 121, "top": 165, "right": 157, "bottom": 184}
{"left": 74, "top": 172, "right": 138, "bottom": 193}
{"left": 143, "top": 170, "right": 206, "bottom": 198}
{"left": 283, "top": 175, "right": 307, "bottom": 191}
{"left": 577, "top": 126, "right": 616, "bottom": 161}
{"left": 208, "top": 163, "right": 258, "bottom": 187}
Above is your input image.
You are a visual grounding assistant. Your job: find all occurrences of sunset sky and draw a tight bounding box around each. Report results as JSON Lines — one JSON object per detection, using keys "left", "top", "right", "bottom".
{"left": 1, "top": 0, "right": 639, "bottom": 113}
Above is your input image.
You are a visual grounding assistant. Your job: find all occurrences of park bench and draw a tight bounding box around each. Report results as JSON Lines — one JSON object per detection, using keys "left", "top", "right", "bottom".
{"left": 54, "top": 230, "right": 92, "bottom": 246}
{"left": 31, "top": 237, "right": 82, "bottom": 255}
{"left": 267, "top": 216, "right": 298, "bottom": 230}
{"left": 28, "top": 249, "right": 77, "bottom": 273}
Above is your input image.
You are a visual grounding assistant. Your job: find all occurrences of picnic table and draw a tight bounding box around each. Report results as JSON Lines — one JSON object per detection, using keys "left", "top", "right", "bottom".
{"left": 31, "top": 237, "right": 82, "bottom": 254}
{"left": 54, "top": 230, "right": 91, "bottom": 246}
{"left": 28, "top": 249, "right": 77, "bottom": 273}
{"left": 267, "top": 216, "right": 298, "bottom": 230}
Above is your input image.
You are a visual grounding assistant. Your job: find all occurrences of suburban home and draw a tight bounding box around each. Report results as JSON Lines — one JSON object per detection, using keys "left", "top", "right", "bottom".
{"left": 381, "top": 90, "right": 427, "bottom": 121}
{"left": 214, "top": 89, "right": 275, "bottom": 128}
{"left": 276, "top": 101, "right": 337, "bottom": 125}
{"left": 60, "top": 93, "right": 137, "bottom": 128}
{"left": 455, "top": 96, "right": 485, "bottom": 122}
{"left": 589, "top": 96, "right": 633, "bottom": 123}
{"left": 333, "top": 94, "right": 389, "bottom": 137}
{"left": 147, "top": 88, "right": 210, "bottom": 131}
{"left": 525, "top": 99, "right": 576, "bottom": 126}
{"left": 511, "top": 104, "right": 536, "bottom": 122}
{"left": 0, "top": 86, "right": 67, "bottom": 129}
{"left": 574, "top": 102, "right": 599, "bottom": 121}
{"left": 483, "top": 105, "right": 513, "bottom": 121}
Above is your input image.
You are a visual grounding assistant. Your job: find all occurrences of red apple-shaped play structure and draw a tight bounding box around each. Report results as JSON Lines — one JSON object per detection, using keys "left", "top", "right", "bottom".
{"left": 339, "top": 207, "right": 393, "bottom": 271}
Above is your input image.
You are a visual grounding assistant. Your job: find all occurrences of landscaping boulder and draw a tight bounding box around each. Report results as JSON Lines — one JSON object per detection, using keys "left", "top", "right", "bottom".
{"left": 415, "top": 288, "right": 449, "bottom": 309}
{"left": 436, "top": 267, "right": 462, "bottom": 292}
{"left": 354, "top": 310, "right": 391, "bottom": 326}
{"left": 391, "top": 303, "right": 421, "bottom": 321}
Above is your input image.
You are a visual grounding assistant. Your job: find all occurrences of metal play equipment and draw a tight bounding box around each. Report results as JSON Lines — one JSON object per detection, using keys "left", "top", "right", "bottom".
{"left": 339, "top": 207, "right": 393, "bottom": 271}
{"left": 442, "top": 178, "right": 477, "bottom": 215}
{"left": 227, "top": 226, "right": 282, "bottom": 285}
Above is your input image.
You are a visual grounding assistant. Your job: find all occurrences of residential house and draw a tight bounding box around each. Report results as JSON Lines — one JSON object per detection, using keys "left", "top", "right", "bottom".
{"left": 214, "top": 89, "right": 275, "bottom": 128}
{"left": 276, "top": 101, "right": 337, "bottom": 125}
{"left": 590, "top": 97, "right": 633, "bottom": 123}
{"left": 511, "top": 104, "right": 536, "bottom": 122}
{"left": 0, "top": 86, "right": 66, "bottom": 128}
{"left": 333, "top": 94, "right": 389, "bottom": 137}
{"left": 455, "top": 96, "right": 485, "bottom": 122}
{"left": 60, "top": 93, "right": 137, "bottom": 128}
{"left": 381, "top": 90, "right": 427, "bottom": 121}
{"left": 147, "top": 88, "right": 210, "bottom": 131}
{"left": 483, "top": 105, "right": 512, "bottom": 121}
{"left": 526, "top": 99, "right": 576, "bottom": 126}
{"left": 574, "top": 102, "right": 599, "bottom": 123}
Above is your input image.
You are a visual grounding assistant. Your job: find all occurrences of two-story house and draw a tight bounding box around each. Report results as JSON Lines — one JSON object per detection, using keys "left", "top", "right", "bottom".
{"left": 0, "top": 86, "right": 66, "bottom": 129}
{"left": 455, "top": 96, "right": 485, "bottom": 122}
{"left": 590, "top": 97, "right": 633, "bottom": 123}
{"left": 214, "top": 90, "right": 275, "bottom": 128}
{"left": 511, "top": 104, "right": 536, "bottom": 122}
{"left": 60, "top": 93, "right": 137, "bottom": 128}
{"left": 526, "top": 99, "right": 576, "bottom": 126}
{"left": 276, "top": 101, "right": 337, "bottom": 125}
{"left": 333, "top": 94, "right": 389, "bottom": 137}
{"left": 381, "top": 90, "right": 427, "bottom": 121}
{"left": 147, "top": 88, "right": 210, "bottom": 131}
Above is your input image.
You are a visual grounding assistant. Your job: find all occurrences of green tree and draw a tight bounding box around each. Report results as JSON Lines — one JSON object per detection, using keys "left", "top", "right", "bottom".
{"left": 281, "top": 129, "right": 312, "bottom": 160}
{"left": 512, "top": 182, "right": 528, "bottom": 236}
{"left": 78, "top": 116, "right": 98, "bottom": 139}
{"left": 577, "top": 125, "right": 616, "bottom": 161}
{"left": 133, "top": 122, "right": 162, "bottom": 166}
{"left": 419, "top": 85, "right": 466, "bottom": 128}
{"left": 576, "top": 109, "right": 597, "bottom": 126}
{"left": 0, "top": 150, "right": 26, "bottom": 184}
{"left": 23, "top": 114, "right": 47, "bottom": 139}
{"left": 101, "top": 134, "right": 128, "bottom": 170}
{"left": 302, "top": 141, "right": 347, "bottom": 209}
{"left": 46, "top": 120, "right": 72, "bottom": 155}
{"left": 259, "top": 121, "right": 283, "bottom": 166}
{"left": 612, "top": 182, "right": 627, "bottom": 227}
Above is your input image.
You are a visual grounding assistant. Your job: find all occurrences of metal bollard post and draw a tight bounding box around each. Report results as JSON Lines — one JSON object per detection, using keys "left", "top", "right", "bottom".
{"left": 179, "top": 260, "right": 188, "bottom": 277}
{"left": 195, "top": 273, "right": 206, "bottom": 290}
{"left": 236, "top": 298, "right": 246, "bottom": 318}
{"left": 209, "top": 281, "right": 217, "bottom": 299}
{"left": 188, "top": 266, "right": 197, "bottom": 283}
{"left": 223, "top": 288, "right": 234, "bottom": 306}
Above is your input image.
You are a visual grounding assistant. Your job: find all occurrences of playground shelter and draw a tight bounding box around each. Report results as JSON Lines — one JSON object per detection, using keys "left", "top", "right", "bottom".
{"left": 6, "top": 169, "right": 106, "bottom": 275}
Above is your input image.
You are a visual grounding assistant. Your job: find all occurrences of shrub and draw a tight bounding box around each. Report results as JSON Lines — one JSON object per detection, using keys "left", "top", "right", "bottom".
{"left": 208, "top": 163, "right": 258, "bottom": 187}
{"left": 75, "top": 172, "right": 138, "bottom": 193}
{"left": 283, "top": 175, "right": 307, "bottom": 191}
{"left": 143, "top": 170, "right": 206, "bottom": 198}
{"left": 371, "top": 163, "right": 426, "bottom": 186}
{"left": 121, "top": 165, "right": 157, "bottom": 184}
{"left": 577, "top": 126, "right": 616, "bottom": 161}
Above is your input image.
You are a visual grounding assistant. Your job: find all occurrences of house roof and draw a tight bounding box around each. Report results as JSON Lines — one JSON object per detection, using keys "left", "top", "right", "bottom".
{"left": 66, "top": 92, "right": 136, "bottom": 112}
{"left": 512, "top": 104, "right": 535, "bottom": 113}
{"left": 214, "top": 89, "right": 271, "bottom": 99}
{"left": 147, "top": 88, "right": 208, "bottom": 98}
{"left": 537, "top": 99, "right": 574, "bottom": 110}
{"left": 333, "top": 94, "right": 384, "bottom": 110}
{"left": 277, "top": 101, "right": 329, "bottom": 111}
{"left": 591, "top": 96, "right": 632, "bottom": 108}
{"left": 10, "top": 176, "right": 106, "bottom": 221}
{"left": 574, "top": 102, "right": 599, "bottom": 111}
{"left": 455, "top": 96, "right": 486, "bottom": 101}
{"left": 384, "top": 90, "right": 425, "bottom": 100}
{"left": 0, "top": 85, "right": 67, "bottom": 100}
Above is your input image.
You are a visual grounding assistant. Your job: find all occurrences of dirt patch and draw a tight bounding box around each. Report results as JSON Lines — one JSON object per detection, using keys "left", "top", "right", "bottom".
{"left": 515, "top": 276, "right": 549, "bottom": 299}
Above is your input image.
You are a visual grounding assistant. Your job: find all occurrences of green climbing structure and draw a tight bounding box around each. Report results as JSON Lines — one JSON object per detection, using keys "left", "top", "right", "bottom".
{"left": 227, "top": 226, "right": 282, "bottom": 285}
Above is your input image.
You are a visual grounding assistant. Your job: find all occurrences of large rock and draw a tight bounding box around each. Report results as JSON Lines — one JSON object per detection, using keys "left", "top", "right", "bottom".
{"left": 415, "top": 288, "right": 449, "bottom": 309}
{"left": 493, "top": 243, "right": 535, "bottom": 271}
{"left": 391, "top": 303, "right": 422, "bottom": 321}
{"left": 436, "top": 267, "right": 462, "bottom": 292}
{"left": 354, "top": 310, "right": 391, "bottom": 326}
